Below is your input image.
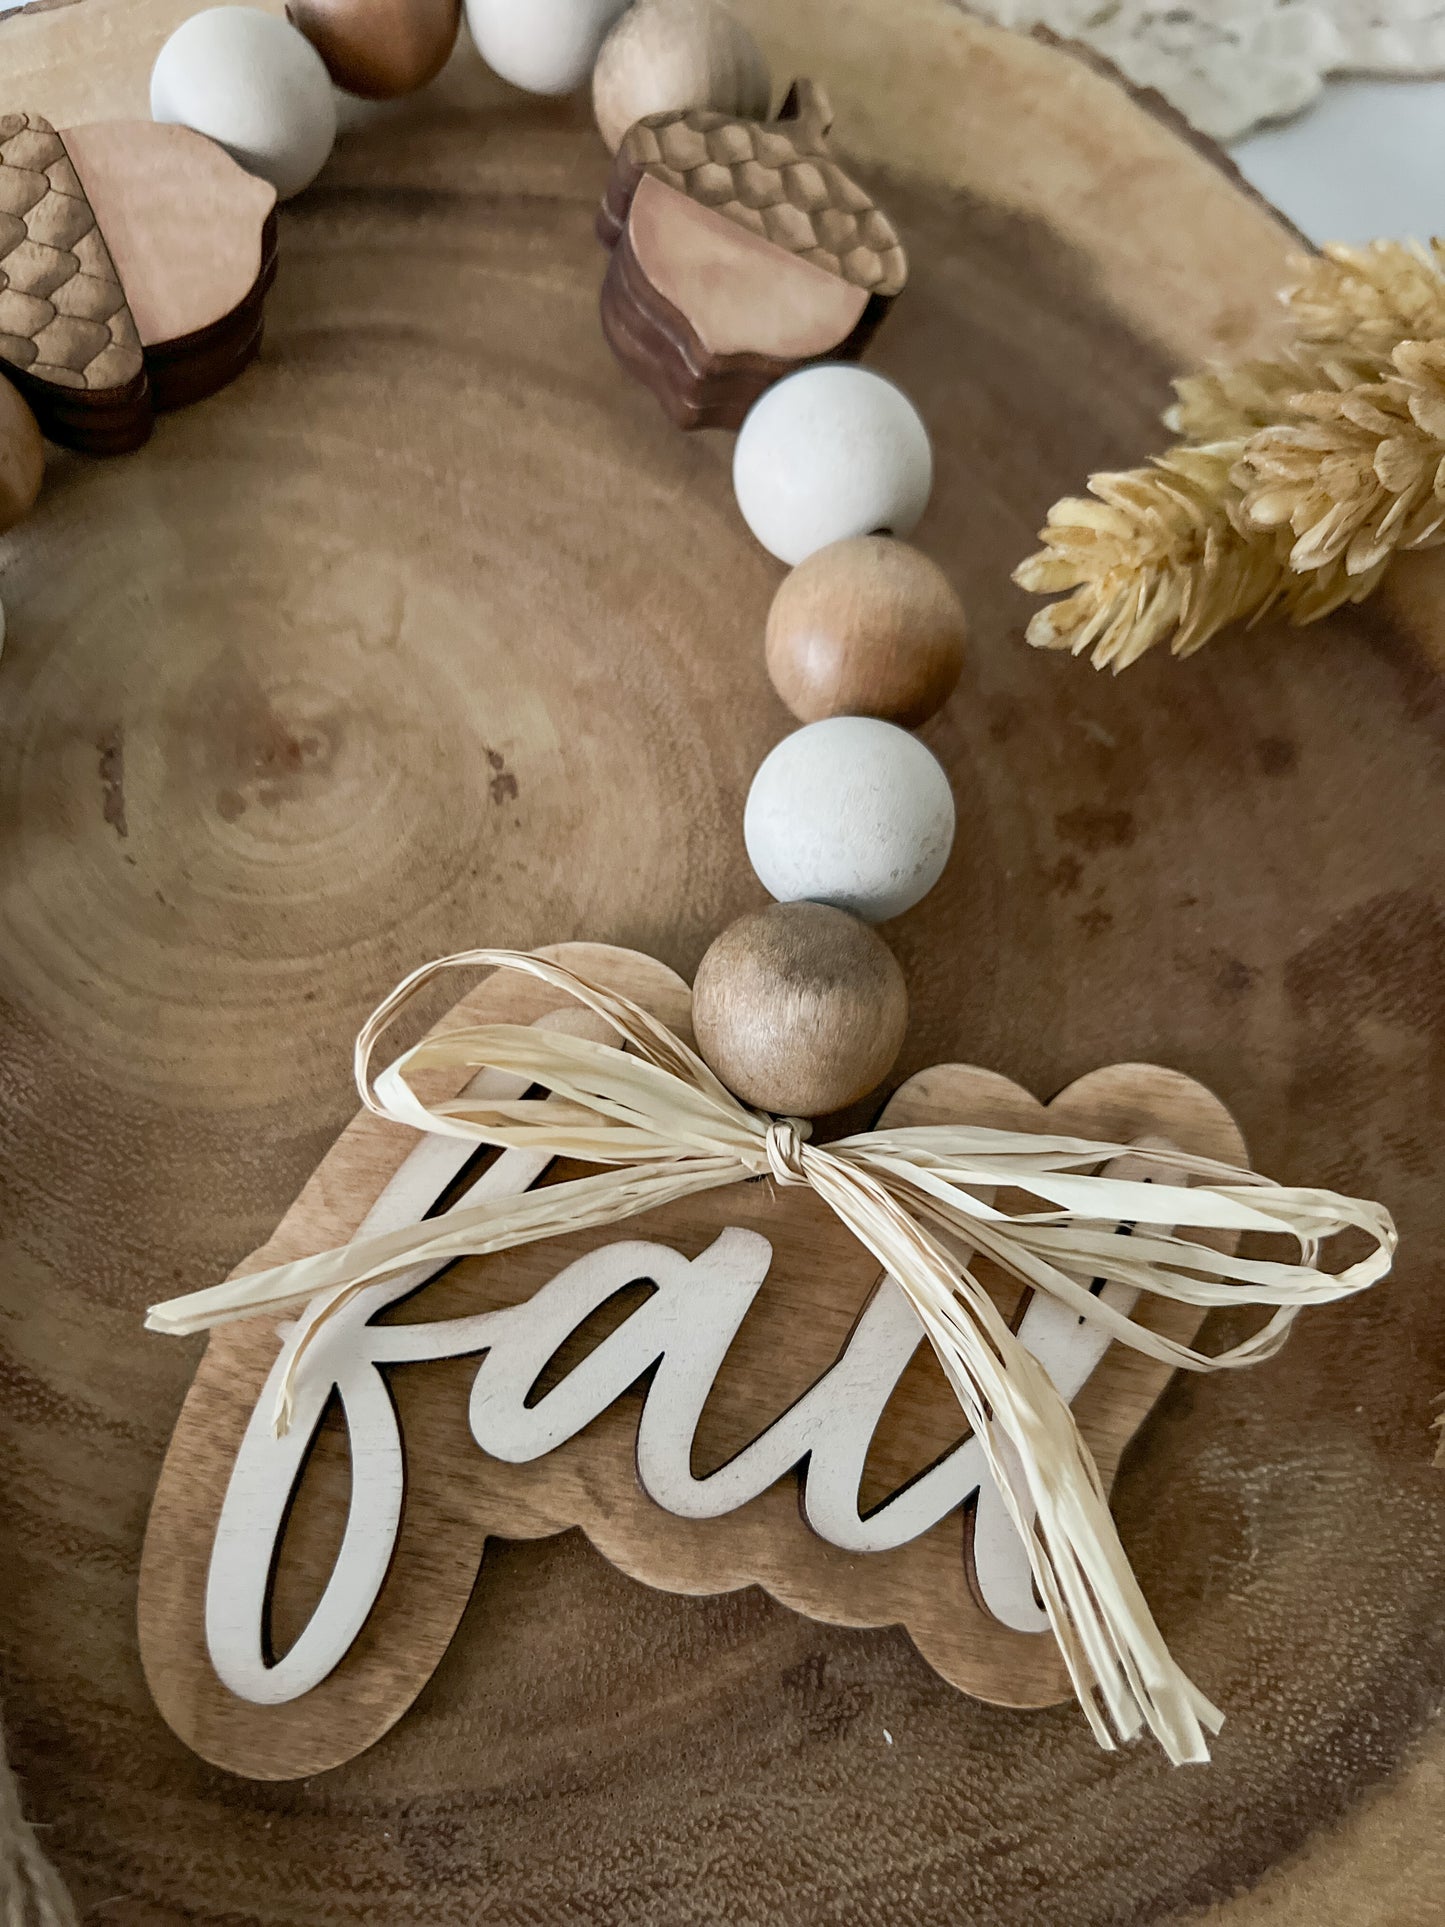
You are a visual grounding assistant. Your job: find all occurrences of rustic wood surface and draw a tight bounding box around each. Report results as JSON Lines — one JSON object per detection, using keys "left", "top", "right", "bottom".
{"left": 2, "top": 0, "right": 1443, "bottom": 1920}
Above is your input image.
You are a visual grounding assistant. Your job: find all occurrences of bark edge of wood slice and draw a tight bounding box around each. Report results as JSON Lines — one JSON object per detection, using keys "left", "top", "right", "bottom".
{"left": 2, "top": 0, "right": 1443, "bottom": 1921}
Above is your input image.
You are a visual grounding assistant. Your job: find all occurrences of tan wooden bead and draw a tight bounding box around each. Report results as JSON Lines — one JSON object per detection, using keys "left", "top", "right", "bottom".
{"left": 0, "top": 376, "right": 45, "bottom": 534}
{"left": 592, "top": 0, "right": 771, "bottom": 155}
{"left": 291, "top": 0, "right": 461, "bottom": 100}
{"left": 765, "top": 535, "right": 966, "bottom": 729}
{"left": 692, "top": 900, "right": 907, "bottom": 1118}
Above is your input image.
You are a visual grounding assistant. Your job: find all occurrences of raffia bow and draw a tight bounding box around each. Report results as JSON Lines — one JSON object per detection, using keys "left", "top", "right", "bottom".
{"left": 145, "top": 948, "right": 1396, "bottom": 1767}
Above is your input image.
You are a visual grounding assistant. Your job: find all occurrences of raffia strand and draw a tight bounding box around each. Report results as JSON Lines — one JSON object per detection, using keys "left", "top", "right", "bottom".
{"left": 145, "top": 950, "right": 1396, "bottom": 1767}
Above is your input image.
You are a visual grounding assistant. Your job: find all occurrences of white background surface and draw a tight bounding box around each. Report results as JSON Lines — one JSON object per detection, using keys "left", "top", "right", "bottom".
{"left": 1232, "top": 76, "right": 1445, "bottom": 242}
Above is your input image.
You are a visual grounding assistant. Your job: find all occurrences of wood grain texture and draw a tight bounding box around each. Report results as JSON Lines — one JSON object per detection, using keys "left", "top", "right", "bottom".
{"left": 138, "top": 945, "right": 1245, "bottom": 1780}
{"left": 2, "top": 0, "right": 1444, "bottom": 1920}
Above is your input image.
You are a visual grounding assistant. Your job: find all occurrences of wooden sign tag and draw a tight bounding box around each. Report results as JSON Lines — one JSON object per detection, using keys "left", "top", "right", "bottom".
{"left": 597, "top": 81, "right": 907, "bottom": 429}
{"left": 138, "top": 942, "right": 1245, "bottom": 1780}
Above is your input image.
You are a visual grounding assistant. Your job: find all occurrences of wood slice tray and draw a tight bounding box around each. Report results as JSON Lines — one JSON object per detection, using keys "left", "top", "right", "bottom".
{"left": 2, "top": 1, "right": 1443, "bottom": 1921}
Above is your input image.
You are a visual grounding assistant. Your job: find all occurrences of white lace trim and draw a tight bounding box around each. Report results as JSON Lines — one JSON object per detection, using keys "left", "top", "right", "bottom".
{"left": 964, "top": 2, "right": 1445, "bottom": 139}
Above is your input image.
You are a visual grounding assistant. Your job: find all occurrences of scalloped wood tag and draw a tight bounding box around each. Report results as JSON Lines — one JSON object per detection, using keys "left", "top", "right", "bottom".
{"left": 138, "top": 942, "right": 1246, "bottom": 1780}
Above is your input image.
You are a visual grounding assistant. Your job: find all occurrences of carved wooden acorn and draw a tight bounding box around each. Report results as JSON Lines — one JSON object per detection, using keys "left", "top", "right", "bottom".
{"left": 597, "top": 80, "right": 907, "bottom": 429}
{"left": 0, "top": 113, "right": 277, "bottom": 454}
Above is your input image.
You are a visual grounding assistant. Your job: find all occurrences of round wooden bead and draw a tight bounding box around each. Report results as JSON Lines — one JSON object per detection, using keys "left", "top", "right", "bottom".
{"left": 592, "top": 0, "right": 771, "bottom": 154}
{"left": 765, "top": 536, "right": 966, "bottom": 728}
{"left": 151, "top": 8, "right": 338, "bottom": 201}
{"left": 466, "top": 0, "right": 630, "bottom": 94}
{"left": 733, "top": 366, "right": 933, "bottom": 566}
{"left": 692, "top": 901, "right": 908, "bottom": 1116}
{"left": 744, "top": 716, "right": 955, "bottom": 923}
{"left": 291, "top": 0, "right": 461, "bottom": 99}
{"left": 0, "top": 377, "right": 44, "bottom": 536}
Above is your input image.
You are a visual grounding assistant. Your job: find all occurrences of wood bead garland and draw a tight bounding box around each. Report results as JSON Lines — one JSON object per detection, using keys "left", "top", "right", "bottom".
{"left": 692, "top": 900, "right": 908, "bottom": 1116}
{"left": 591, "top": 0, "right": 771, "bottom": 154}
{"left": 733, "top": 365, "right": 933, "bottom": 565}
{"left": 290, "top": 0, "right": 462, "bottom": 99}
{"left": 150, "top": 7, "right": 338, "bottom": 201}
{"left": 0, "top": 378, "right": 44, "bottom": 535}
{"left": 744, "top": 715, "right": 956, "bottom": 923}
{"left": 765, "top": 535, "right": 967, "bottom": 727}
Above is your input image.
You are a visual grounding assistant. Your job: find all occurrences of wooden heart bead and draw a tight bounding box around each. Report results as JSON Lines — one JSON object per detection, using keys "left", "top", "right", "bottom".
{"left": 592, "top": 0, "right": 771, "bottom": 155}
{"left": 0, "top": 376, "right": 44, "bottom": 533}
{"left": 765, "top": 536, "right": 967, "bottom": 728}
{"left": 0, "top": 113, "right": 148, "bottom": 454}
{"left": 597, "top": 79, "right": 907, "bottom": 429}
{"left": 291, "top": 0, "right": 462, "bottom": 100}
{"left": 692, "top": 900, "right": 908, "bottom": 1117}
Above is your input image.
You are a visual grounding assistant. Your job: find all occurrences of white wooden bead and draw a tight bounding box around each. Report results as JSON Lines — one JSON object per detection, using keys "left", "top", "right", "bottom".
{"left": 151, "top": 8, "right": 338, "bottom": 202}
{"left": 466, "top": 0, "right": 630, "bottom": 94}
{"left": 732, "top": 366, "right": 933, "bottom": 566}
{"left": 744, "top": 716, "right": 955, "bottom": 923}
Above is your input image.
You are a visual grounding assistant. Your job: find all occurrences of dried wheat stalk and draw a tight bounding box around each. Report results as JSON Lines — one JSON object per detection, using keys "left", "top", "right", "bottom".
{"left": 1235, "top": 340, "right": 1445, "bottom": 574}
{"left": 1165, "top": 349, "right": 1366, "bottom": 445}
{"left": 1288, "top": 238, "right": 1445, "bottom": 356}
{"left": 1014, "top": 445, "right": 1386, "bottom": 670}
{"left": 1016, "top": 240, "right": 1445, "bottom": 666}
